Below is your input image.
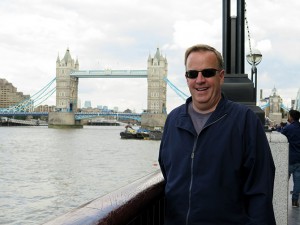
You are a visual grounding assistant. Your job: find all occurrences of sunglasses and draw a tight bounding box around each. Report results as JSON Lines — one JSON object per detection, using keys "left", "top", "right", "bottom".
{"left": 185, "top": 68, "right": 220, "bottom": 79}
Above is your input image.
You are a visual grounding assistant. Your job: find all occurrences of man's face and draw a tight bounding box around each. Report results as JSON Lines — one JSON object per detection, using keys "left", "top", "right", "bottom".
{"left": 186, "top": 51, "right": 224, "bottom": 113}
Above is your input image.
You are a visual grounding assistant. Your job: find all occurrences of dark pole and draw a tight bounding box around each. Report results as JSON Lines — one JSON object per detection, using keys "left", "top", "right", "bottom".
{"left": 223, "top": 0, "right": 231, "bottom": 74}
{"left": 236, "top": 0, "right": 245, "bottom": 74}
{"left": 223, "top": 0, "right": 245, "bottom": 74}
{"left": 221, "top": 0, "right": 265, "bottom": 125}
{"left": 230, "top": 17, "right": 237, "bottom": 73}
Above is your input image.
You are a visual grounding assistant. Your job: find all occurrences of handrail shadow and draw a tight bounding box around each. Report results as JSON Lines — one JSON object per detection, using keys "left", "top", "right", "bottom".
{"left": 43, "top": 170, "right": 165, "bottom": 225}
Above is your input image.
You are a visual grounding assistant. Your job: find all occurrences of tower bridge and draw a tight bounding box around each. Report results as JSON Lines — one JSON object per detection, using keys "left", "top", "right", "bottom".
{"left": 70, "top": 69, "right": 148, "bottom": 78}
{"left": 49, "top": 48, "right": 168, "bottom": 129}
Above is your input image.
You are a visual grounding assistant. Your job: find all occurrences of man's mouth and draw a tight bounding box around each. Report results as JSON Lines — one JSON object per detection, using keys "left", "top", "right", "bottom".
{"left": 196, "top": 87, "right": 208, "bottom": 91}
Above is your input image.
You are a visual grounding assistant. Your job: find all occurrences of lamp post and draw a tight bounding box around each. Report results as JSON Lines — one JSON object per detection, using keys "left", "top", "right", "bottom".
{"left": 246, "top": 49, "right": 262, "bottom": 104}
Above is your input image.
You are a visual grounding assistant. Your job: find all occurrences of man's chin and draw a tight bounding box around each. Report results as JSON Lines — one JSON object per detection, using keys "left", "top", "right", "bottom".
{"left": 193, "top": 95, "right": 209, "bottom": 103}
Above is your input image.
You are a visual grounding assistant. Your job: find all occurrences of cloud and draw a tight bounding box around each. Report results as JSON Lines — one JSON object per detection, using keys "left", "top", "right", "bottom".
{"left": 256, "top": 39, "right": 272, "bottom": 53}
{"left": 0, "top": 0, "right": 299, "bottom": 113}
{"left": 172, "top": 19, "right": 222, "bottom": 49}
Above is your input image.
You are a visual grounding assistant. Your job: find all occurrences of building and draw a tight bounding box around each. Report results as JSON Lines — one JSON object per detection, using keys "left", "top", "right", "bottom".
{"left": 295, "top": 88, "right": 300, "bottom": 111}
{"left": 113, "top": 106, "right": 118, "bottom": 112}
{"left": 147, "top": 48, "right": 167, "bottom": 114}
{"left": 77, "top": 98, "right": 82, "bottom": 109}
{"left": 261, "top": 87, "right": 288, "bottom": 126}
{"left": 56, "top": 48, "right": 79, "bottom": 112}
{"left": 34, "top": 105, "right": 56, "bottom": 112}
{"left": 102, "top": 106, "right": 109, "bottom": 112}
{"left": 0, "top": 78, "right": 31, "bottom": 110}
{"left": 84, "top": 100, "right": 92, "bottom": 108}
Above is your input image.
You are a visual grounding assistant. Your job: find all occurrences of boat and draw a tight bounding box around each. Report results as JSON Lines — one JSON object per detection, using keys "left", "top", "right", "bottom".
{"left": 148, "top": 130, "right": 163, "bottom": 140}
{"left": 120, "top": 127, "right": 146, "bottom": 139}
{"left": 120, "top": 126, "right": 162, "bottom": 140}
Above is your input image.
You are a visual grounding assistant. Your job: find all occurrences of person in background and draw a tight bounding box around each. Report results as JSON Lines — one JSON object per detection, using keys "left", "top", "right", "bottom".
{"left": 275, "top": 122, "right": 286, "bottom": 132}
{"left": 158, "top": 44, "right": 276, "bottom": 224}
{"left": 281, "top": 109, "right": 300, "bottom": 207}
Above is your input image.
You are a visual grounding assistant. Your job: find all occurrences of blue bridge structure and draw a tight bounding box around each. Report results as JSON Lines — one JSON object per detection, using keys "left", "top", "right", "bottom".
{"left": 0, "top": 111, "right": 143, "bottom": 122}
{"left": 70, "top": 69, "right": 148, "bottom": 78}
{"left": 260, "top": 102, "right": 290, "bottom": 112}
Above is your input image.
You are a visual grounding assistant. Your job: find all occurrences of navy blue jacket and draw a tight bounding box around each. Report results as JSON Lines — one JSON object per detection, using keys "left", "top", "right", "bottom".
{"left": 159, "top": 96, "right": 276, "bottom": 225}
{"left": 281, "top": 121, "right": 300, "bottom": 165}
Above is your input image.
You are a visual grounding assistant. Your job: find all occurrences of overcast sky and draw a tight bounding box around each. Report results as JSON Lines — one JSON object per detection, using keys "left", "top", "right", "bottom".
{"left": 0, "top": 0, "right": 299, "bottom": 113}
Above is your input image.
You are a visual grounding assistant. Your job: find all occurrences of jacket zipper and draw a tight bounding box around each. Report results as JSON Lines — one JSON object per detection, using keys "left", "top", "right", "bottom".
{"left": 185, "top": 114, "right": 227, "bottom": 225}
{"left": 185, "top": 138, "right": 197, "bottom": 225}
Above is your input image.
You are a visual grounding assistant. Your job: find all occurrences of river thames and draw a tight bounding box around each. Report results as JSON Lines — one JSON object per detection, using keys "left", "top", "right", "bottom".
{"left": 0, "top": 125, "right": 161, "bottom": 225}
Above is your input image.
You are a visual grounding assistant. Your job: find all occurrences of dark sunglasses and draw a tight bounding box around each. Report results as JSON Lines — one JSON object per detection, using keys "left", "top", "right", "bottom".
{"left": 185, "top": 68, "right": 220, "bottom": 79}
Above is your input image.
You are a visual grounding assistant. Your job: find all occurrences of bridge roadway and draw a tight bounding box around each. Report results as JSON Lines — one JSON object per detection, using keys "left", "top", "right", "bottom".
{"left": 70, "top": 69, "right": 148, "bottom": 78}
{"left": 0, "top": 112, "right": 142, "bottom": 121}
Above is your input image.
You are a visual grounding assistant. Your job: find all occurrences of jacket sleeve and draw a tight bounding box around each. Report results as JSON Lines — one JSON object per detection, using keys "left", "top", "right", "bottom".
{"left": 158, "top": 140, "right": 166, "bottom": 181}
{"left": 242, "top": 110, "right": 276, "bottom": 225}
{"left": 158, "top": 115, "right": 170, "bottom": 182}
{"left": 281, "top": 125, "right": 289, "bottom": 137}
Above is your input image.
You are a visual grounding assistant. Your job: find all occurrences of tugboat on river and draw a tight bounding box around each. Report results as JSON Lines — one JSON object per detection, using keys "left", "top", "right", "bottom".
{"left": 120, "top": 124, "right": 162, "bottom": 140}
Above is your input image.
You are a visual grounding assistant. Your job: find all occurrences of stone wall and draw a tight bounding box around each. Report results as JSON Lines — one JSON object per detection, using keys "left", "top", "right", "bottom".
{"left": 267, "top": 131, "right": 289, "bottom": 225}
{"left": 48, "top": 112, "right": 82, "bottom": 128}
{"left": 141, "top": 113, "right": 167, "bottom": 130}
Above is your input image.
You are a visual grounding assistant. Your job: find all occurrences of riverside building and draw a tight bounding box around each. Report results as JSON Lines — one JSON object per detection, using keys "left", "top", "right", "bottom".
{"left": 0, "top": 78, "right": 30, "bottom": 109}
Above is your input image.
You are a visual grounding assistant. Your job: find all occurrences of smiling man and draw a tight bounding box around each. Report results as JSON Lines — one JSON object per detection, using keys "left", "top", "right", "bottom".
{"left": 159, "top": 44, "right": 276, "bottom": 225}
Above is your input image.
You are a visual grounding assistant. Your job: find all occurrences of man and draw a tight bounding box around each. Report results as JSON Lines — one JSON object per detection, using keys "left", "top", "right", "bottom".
{"left": 281, "top": 109, "right": 300, "bottom": 207}
{"left": 159, "top": 44, "right": 276, "bottom": 224}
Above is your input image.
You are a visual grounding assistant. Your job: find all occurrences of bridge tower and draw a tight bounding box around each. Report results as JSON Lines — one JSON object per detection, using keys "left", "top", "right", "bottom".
{"left": 55, "top": 48, "right": 79, "bottom": 112}
{"left": 48, "top": 48, "right": 82, "bottom": 128}
{"left": 141, "top": 48, "right": 168, "bottom": 130}
{"left": 266, "top": 87, "right": 284, "bottom": 125}
{"left": 147, "top": 48, "right": 168, "bottom": 114}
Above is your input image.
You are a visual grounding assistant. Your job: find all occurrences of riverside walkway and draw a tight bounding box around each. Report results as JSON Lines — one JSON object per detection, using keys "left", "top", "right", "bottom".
{"left": 288, "top": 180, "right": 300, "bottom": 224}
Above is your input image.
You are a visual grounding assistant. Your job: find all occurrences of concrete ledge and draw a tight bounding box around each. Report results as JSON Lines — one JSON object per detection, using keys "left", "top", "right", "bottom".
{"left": 266, "top": 131, "right": 289, "bottom": 225}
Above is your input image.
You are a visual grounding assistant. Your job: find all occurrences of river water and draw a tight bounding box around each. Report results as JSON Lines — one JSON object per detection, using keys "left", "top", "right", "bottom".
{"left": 0, "top": 126, "right": 161, "bottom": 225}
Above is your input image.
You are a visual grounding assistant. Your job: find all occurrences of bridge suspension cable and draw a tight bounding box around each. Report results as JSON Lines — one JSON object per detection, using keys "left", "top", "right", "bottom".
{"left": 280, "top": 103, "right": 290, "bottom": 112}
{"left": 2, "top": 78, "right": 56, "bottom": 112}
{"left": 33, "top": 87, "right": 56, "bottom": 107}
{"left": 163, "top": 77, "right": 189, "bottom": 101}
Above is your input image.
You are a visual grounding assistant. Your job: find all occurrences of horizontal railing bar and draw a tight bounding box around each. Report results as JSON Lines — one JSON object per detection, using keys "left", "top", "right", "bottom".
{"left": 43, "top": 170, "right": 165, "bottom": 225}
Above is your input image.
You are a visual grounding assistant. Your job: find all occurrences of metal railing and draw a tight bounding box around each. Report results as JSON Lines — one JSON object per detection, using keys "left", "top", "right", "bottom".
{"left": 43, "top": 170, "right": 165, "bottom": 225}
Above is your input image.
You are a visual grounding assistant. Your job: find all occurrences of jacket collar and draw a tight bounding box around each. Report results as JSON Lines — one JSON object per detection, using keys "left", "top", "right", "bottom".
{"left": 290, "top": 120, "right": 300, "bottom": 126}
{"left": 183, "top": 93, "right": 228, "bottom": 116}
{"left": 176, "top": 93, "right": 228, "bottom": 132}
